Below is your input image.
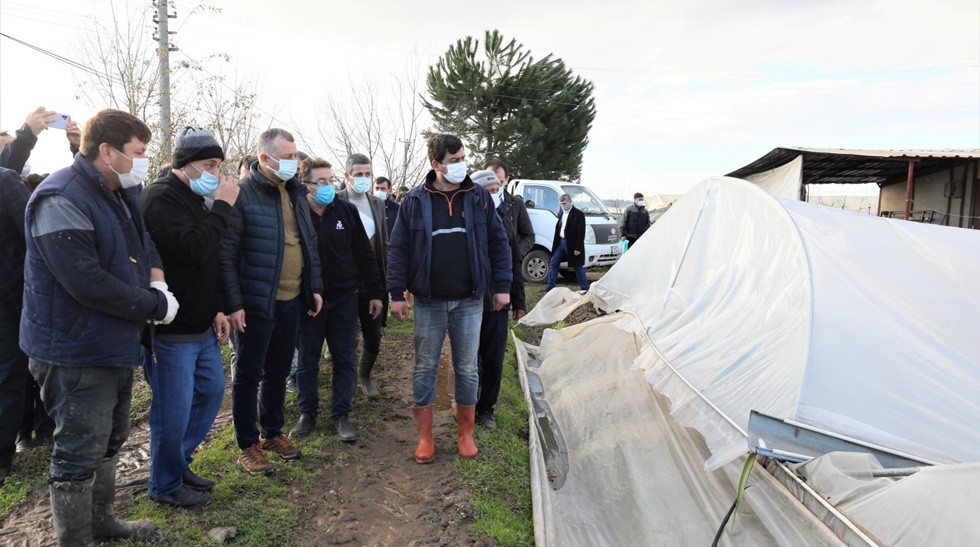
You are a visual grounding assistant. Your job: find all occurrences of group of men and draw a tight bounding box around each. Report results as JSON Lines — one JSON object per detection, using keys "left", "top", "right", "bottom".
{"left": 0, "top": 107, "right": 536, "bottom": 545}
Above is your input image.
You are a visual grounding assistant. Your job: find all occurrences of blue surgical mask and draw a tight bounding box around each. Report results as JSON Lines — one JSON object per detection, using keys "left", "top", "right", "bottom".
{"left": 352, "top": 176, "right": 372, "bottom": 194}
{"left": 313, "top": 184, "right": 335, "bottom": 206}
{"left": 184, "top": 163, "right": 220, "bottom": 196}
{"left": 267, "top": 155, "right": 297, "bottom": 181}
{"left": 373, "top": 190, "right": 388, "bottom": 200}
{"left": 561, "top": 204, "right": 571, "bottom": 212}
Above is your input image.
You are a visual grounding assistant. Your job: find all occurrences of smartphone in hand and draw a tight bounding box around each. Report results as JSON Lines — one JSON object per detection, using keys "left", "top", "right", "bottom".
{"left": 49, "top": 113, "right": 70, "bottom": 130}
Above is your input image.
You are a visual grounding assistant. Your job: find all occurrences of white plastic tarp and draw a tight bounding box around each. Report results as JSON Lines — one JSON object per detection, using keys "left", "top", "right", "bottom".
{"left": 587, "top": 176, "right": 980, "bottom": 468}
{"left": 517, "top": 176, "right": 980, "bottom": 545}
{"left": 744, "top": 154, "right": 803, "bottom": 199}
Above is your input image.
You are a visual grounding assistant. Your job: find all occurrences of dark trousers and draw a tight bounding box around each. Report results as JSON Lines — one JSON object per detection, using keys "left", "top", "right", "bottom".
{"left": 30, "top": 359, "right": 133, "bottom": 482}
{"left": 626, "top": 237, "right": 639, "bottom": 249}
{"left": 20, "top": 376, "right": 55, "bottom": 444}
{"left": 357, "top": 293, "right": 383, "bottom": 354}
{"left": 0, "top": 311, "right": 28, "bottom": 467}
{"left": 296, "top": 290, "right": 360, "bottom": 420}
{"left": 476, "top": 299, "right": 509, "bottom": 415}
{"left": 231, "top": 298, "right": 301, "bottom": 449}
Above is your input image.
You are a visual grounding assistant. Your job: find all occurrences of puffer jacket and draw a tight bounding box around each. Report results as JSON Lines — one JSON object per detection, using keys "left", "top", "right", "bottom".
{"left": 219, "top": 162, "right": 322, "bottom": 318}
{"left": 20, "top": 154, "right": 166, "bottom": 367}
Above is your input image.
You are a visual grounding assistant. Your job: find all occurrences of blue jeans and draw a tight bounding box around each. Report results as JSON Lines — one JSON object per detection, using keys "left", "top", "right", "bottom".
{"left": 0, "top": 311, "right": 28, "bottom": 467}
{"left": 547, "top": 239, "right": 589, "bottom": 290}
{"left": 142, "top": 333, "right": 225, "bottom": 497}
{"left": 296, "top": 290, "right": 359, "bottom": 420}
{"left": 30, "top": 359, "right": 133, "bottom": 482}
{"left": 412, "top": 297, "right": 483, "bottom": 407}
{"left": 232, "top": 298, "right": 301, "bottom": 449}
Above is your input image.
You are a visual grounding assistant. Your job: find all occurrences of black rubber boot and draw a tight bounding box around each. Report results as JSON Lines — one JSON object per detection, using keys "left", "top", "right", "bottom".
{"left": 289, "top": 413, "right": 316, "bottom": 438}
{"left": 91, "top": 455, "right": 156, "bottom": 542}
{"left": 357, "top": 350, "right": 380, "bottom": 400}
{"left": 49, "top": 478, "right": 96, "bottom": 547}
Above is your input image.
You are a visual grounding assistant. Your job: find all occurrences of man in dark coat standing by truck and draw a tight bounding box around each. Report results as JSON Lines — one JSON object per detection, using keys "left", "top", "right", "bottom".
{"left": 546, "top": 193, "right": 589, "bottom": 291}
{"left": 620, "top": 192, "right": 651, "bottom": 249}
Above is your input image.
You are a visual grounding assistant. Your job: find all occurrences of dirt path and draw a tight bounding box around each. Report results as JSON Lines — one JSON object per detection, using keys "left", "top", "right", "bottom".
{"left": 0, "top": 325, "right": 494, "bottom": 546}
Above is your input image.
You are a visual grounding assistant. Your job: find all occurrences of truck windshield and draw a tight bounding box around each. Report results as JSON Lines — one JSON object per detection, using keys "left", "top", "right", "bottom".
{"left": 562, "top": 185, "right": 608, "bottom": 215}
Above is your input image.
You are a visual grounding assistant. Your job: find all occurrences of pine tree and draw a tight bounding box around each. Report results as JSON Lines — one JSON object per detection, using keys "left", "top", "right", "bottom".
{"left": 423, "top": 30, "right": 596, "bottom": 181}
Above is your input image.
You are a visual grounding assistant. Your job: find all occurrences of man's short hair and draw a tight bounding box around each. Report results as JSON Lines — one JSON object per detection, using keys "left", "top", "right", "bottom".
{"left": 256, "top": 128, "right": 294, "bottom": 157}
{"left": 634, "top": 192, "right": 644, "bottom": 199}
{"left": 238, "top": 155, "right": 256, "bottom": 173}
{"left": 484, "top": 158, "right": 510, "bottom": 179}
{"left": 427, "top": 134, "right": 463, "bottom": 163}
{"left": 374, "top": 176, "right": 391, "bottom": 189}
{"left": 559, "top": 193, "right": 572, "bottom": 202}
{"left": 299, "top": 157, "right": 332, "bottom": 182}
{"left": 80, "top": 109, "right": 152, "bottom": 161}
{"left": 345, "top": 153, "right": 371, "bottom": 174}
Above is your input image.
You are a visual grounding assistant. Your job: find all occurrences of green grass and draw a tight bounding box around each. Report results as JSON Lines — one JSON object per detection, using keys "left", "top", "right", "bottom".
{"left": 456, "top": 320, "right": 535, "bottom": 547}
{"left": 0, "top": 446, "right": 50, "bottom": 516}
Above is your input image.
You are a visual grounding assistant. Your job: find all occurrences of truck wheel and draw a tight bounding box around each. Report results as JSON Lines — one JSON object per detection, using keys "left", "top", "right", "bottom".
{"left": 522, "top": 249, "right": 550, "bottom": 284}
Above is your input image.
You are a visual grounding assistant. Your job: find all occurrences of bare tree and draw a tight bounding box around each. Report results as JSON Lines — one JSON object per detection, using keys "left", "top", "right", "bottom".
{"left": 316, "top": 58, "right": 429, "bottom": 188}
{"left": 70, "top": 3, "right": 261, "bottom": 176}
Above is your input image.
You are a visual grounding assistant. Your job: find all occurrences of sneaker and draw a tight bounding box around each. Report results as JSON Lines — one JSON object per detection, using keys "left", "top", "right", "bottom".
{"left": 260, "top": 434, "right": 302, "bottom": 460}
{"left": 238, "top": 444, "right": 273, "bottom": 475}
{"left": 477, "top": 411, "right": 498, "bottom": 431}
{"left": 14, "top": 434, "right": 32, "bottom": 453}
{"left": 285, "top": 376, "right": 298, "bottom": 394}
{"left": 151, "top": 485, "right": 211, "bottom": 507}
{"left": 182, "top": 469, "right": 215, "bottom": 491}
{"left": 334, "top": 416, "right": 357, "bottom": 443}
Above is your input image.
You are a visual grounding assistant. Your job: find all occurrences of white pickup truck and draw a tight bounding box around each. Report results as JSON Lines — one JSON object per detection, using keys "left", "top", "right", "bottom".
{"left": 508, "top": 179, "right": 622, "bottom": 283}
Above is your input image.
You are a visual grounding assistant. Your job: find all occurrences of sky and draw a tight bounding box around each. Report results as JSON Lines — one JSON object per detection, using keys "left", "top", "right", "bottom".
{"left": 1, "top": 0, "right": 978, "bottom": 200}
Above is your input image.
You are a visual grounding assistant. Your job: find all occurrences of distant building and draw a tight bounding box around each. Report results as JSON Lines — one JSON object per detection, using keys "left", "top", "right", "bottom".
{"left": 728, "top": 148, "right": 980, "bottom": 230}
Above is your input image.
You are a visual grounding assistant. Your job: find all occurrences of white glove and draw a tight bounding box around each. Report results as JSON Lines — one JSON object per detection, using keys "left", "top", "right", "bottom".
{"left": 150, "top": 281, "right": 179, "bottom": 325}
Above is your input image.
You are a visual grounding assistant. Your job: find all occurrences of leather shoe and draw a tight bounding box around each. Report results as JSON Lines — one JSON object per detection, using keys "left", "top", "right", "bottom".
{"left": 182, "top": 469, "right": 215, "bottom": 491}
{"left": 335, "top": 416, "right": 357, "bottom": 443}
{"left": 151, "top": 485, "right": 211, "bottom": 507}
{"left": 477, "top": 411, "right": 498, "bottom": 431}
{"left": 290, "top": 413, "right": 316, "bottom": 438}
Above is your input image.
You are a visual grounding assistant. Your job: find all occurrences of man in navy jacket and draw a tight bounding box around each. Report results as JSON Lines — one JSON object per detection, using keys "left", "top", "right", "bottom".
{"left": 387, "top": 134, "right": 512, "bottom": 464}
{"left": 21, "top": 109, "right": 171, "bottom": 545}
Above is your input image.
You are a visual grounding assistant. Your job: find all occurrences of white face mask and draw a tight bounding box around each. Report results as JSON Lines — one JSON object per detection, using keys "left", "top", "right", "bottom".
{"left": 637, "top": 199, "right": 645, "bottom": 207}
{"left": 442, "top": 161, "right": 467, "bottom": 184}
{"left": 110, "top": 148, "right": 149, "bottom": 188}
{"left": 374, "top": 190, "right": 388, "bottom": 200}
{"left": 491, "top": 193, "right": 503, "bottom": 208}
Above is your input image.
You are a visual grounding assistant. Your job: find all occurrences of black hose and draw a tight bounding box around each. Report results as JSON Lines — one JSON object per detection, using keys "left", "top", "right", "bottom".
{"left": 711, "top": 485, "right": 753, "bottom": 547}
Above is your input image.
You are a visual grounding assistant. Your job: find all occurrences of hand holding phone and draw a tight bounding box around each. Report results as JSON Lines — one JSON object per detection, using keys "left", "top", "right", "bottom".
{"left": 49, "top": 113, "right": 70, "bottom": 130}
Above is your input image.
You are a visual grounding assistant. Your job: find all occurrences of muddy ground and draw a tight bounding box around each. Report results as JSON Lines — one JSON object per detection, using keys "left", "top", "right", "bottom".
{"left": 0, "top": 329, "right": 494, "bottom": 546}
{"left": 0, "top": 273, "right": 605, "bottom": 546}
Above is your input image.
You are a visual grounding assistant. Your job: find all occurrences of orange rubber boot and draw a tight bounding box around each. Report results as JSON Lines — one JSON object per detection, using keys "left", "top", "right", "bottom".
{"left": 456, "top": 405, "right": 478, "bottom": 459}
{"left": 412, "top": 406, "right": 435, "bottom": 464}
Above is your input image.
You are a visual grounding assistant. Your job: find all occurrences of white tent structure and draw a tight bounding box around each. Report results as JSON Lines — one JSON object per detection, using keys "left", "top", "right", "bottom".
{"left": 516, "top": 177, "right": 980, "bottom": 546}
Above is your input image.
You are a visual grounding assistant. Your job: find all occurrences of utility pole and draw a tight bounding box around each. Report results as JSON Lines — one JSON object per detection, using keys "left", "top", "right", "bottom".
{"left": 154, "top": 2, "right": 178, "bottom": 158}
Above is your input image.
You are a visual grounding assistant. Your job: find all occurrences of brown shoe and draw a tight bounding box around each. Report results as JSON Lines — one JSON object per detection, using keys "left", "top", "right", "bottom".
{"left": 238, "top": 444, "right": 273, "bottom": 475}
{"left": 260, "top": 434, "right": 302, "bottom": 461}
{"left": 0, "top": 465, "right": 10, "bottom": 486}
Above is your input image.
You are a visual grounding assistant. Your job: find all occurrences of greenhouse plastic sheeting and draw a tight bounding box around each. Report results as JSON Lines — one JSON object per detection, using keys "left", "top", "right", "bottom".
{"left": 514, "top": 322, "right": 846, "bottom": 546}
{"left": 587, "top": 176, "right": 980, "bottom": 468}
{"left": 744, "top": 154, "right": 803, "bottom": 199}
{"left": 793, "top": 453, "right": 980, "bottom": 546}
{"left": 517, "top": 176, "right": 979, "bottom": 545}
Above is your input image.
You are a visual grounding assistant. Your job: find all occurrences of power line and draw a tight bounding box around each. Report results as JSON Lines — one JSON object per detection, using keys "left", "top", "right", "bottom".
{"left": 0, "top": 31, "right": 120, "bottom": 82}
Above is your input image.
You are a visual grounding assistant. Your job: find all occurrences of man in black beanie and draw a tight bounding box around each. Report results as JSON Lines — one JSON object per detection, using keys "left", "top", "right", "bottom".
{"left": 139, "top": 127, "right": 240, "bottom": 507}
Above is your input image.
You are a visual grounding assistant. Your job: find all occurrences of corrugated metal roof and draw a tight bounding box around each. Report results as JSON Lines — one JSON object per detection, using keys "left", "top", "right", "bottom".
{"left": 727, "top": 147, "right": 980, "bottom": 185}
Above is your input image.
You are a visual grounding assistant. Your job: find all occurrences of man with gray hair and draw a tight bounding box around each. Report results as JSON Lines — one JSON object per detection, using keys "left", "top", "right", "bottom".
{"left": 219, "top": 128, "right": 323, "bottom": 475}
{"left": 336, "top": 153, "right": 389, "bottom": 401}
{"left": 546, "top": 193, "right": 589, "bottom": 291}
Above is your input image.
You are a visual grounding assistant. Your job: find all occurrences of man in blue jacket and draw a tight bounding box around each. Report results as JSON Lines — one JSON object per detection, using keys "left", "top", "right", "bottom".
{"left": 20, "top": 109, "right": 174, "bottom": 545}
{"left": 219, "top": 128, "right": 323, "bottom": 475}
{"left": 387, "top": 134, "right": 512, "bottom": 464}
